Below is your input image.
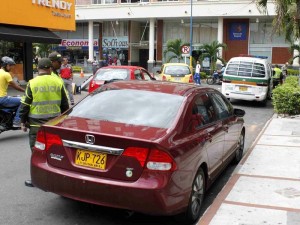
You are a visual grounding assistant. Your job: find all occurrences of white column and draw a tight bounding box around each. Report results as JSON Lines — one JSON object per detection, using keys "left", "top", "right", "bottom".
{"left": 148, "top": 18, "right": 155, "bottom": 65}
{"left": 293, "top": 39, "right": 299, "bottom": 66}
{"left": 217, "top": 17, "right": 224, "bottom": 63}
{"left": 88, "top": 20, "right": 94, "bottom": 61}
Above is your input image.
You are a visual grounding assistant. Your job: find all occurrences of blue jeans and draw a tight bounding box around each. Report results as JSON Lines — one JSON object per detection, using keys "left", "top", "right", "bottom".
{"left": 194, "top": 73, "right": 201, "bottom": 85}
{"left": 0, "top": 96, "right": 21, "bottom": 122}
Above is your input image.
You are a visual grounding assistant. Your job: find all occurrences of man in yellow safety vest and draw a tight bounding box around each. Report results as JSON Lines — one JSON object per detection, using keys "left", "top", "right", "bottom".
{"left": 19, "top": 58, "right": 69, "bottom": 187}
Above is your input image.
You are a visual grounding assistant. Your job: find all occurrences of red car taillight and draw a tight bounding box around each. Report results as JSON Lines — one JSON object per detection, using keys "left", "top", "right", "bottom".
{"left": 123, "top": 147, "right": 177, "bottom": 171}
{"left": 146, "top": 149, "right": 177, "bottom": 171}
{"left": 34, "top": 128, "right": 63, "bottom": 151}
{"left": 162, "top": 75, "right": 167, "bottom": 81}
{"left": 123, "top": 147, "right": 149, "bottom": 167}
{"left": 90, "top": 80, "right": 95, "bottom": 88}
{"left": 189, "top": 75, "right": 193, "bottom": 83}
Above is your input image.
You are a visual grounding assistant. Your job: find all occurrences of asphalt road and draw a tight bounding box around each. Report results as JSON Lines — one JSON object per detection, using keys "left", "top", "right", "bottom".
{"left": 1, "top": 81, "right": 274, "bottom": 225}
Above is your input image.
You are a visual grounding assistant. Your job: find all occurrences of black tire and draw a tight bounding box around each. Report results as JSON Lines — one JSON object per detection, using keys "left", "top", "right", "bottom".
{"left": 232, "top": 130, "right": 245, "bottom": 164}
{"left": 185, "top": 168, "right": 206, "bottom": 224}
{"left": 206, "top": 77, "right": 214, "bottom": 85}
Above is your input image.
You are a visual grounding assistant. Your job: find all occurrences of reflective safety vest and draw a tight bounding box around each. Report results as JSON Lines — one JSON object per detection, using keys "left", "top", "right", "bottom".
{"left": 28, "top": 75, "right": 63, "bottom": 119}
{"left": 273, "top": 68, "right": 282, "bottom": 79}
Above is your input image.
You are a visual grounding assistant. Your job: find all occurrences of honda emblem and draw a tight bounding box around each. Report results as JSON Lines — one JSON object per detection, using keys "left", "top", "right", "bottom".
{"left": 85, "top": 134, "right": 95, "bottom": 144}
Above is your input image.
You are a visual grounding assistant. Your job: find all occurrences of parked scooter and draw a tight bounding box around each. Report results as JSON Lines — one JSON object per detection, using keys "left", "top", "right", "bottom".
{"left": 0, "top": 105, "right": 21, "bottom": 134}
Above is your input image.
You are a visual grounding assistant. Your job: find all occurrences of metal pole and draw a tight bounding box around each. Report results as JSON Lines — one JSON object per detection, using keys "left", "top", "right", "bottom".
{"left": 189, "top": 0, "right": 193, "bottom": 67}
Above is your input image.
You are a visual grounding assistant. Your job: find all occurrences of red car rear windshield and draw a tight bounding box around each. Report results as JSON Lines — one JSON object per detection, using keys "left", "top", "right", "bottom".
{"left": 69, "top": 89, "right": 184, "bottom": 129}
{"left": 94, "top": 68, "right": 129, "bottom": 81}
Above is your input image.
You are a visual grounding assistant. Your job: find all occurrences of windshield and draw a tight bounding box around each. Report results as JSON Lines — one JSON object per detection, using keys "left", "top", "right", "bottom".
{"left": 94, "top": 68, "right": 129, "bottom": 81}
{"left": 164, "top": 65, "right": 191, "bottom": 76}
{"left": 225, "top": 60, "right": 266, "bottom": 78}
{"left": 70, "top": 89, "right": 184, "bottom": 129}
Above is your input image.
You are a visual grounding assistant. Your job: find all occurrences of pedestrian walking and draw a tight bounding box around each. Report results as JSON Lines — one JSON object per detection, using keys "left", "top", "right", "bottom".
{"left": 281, "top": 62, "right": 288, "bottom": 81}
{"left": 60, "top": 57, "right": 75, "bottom": 105}
{"left": 19, "top": 58, "right": 69, "bottom": 188}
{"left": 272, "top": 64, "right": 283, "bottom": 88}
{"left": 194, "top": 61, "right": 201, "bottom": 85}
{"left": 0, "top": 56, "right": 25, "bottom": 126}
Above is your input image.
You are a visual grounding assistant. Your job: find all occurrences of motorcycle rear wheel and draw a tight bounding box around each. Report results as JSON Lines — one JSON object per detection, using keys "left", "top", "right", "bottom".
{"left": 206, "top": 77, "right": 215, "bottom": 85}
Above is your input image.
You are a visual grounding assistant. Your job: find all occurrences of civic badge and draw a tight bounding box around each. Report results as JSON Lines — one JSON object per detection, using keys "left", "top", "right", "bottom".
{"left": 85, "top": 134, "right": 95, "bottom": 144}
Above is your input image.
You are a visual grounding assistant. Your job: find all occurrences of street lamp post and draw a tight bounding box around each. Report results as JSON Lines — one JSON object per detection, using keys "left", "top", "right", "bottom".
{"left": 189, "top": 0, "right": 193, "bottom": 68}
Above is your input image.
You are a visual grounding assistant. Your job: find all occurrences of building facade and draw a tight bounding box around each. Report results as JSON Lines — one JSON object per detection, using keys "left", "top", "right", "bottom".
{"left": 56, "top": 0, "right": 298, "bottom": 72}
{"left": 0, "top": 0, "right": 75, "bottom": 81}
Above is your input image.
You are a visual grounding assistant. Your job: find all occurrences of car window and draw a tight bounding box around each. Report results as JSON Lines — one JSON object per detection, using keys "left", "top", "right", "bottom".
{"left": 142, "top": 69, "right": 152, "bottom": 80}
{"left": 70, "top": 89, "right": 184, "bottom": 129}
{"left": 95, "top": 68, "right": 129, "bottom": 81}
{"left": 210, "top": 93, "right": 232, "bottom": 119}
{"left": 188, "top": 94, "right": 216, "bottom": 132}
{"left": 134, "top": 70, "right": 143, "bottom": 80}
{"left": 164, "top": 65, "right": 190, "bottom": 76}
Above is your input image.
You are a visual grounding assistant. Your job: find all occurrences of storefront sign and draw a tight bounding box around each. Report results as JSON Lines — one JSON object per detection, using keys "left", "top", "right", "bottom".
{"left": 103, "top": 37, "right": 128, "bottom": 49}
{"left": 60, "top": 39, "right": 99, "bottom": 47}
{"left": 229, "top": 23, "right": 247, "bottom": 41}
{"left": 32, "top": 0, "right": 72, "bottom": 10}
{"left": 0, "top": 1, "right": 75, "bottom": 31}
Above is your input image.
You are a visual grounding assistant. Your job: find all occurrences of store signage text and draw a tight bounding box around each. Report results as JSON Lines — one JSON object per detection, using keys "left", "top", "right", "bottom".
{"left": 60, "top": 37, "right": 129, "bottom": 49}
{"left": 32, "top": 0, "right": 73, "bottom": 18}
{"left": 60, "top": 39, "right": 98, "bottom": 47}
{"left": 103, "top": 37, "right": 128, "bottom": 49}
{"left": 32, "top": 0, "right": 72, "bottom": 10}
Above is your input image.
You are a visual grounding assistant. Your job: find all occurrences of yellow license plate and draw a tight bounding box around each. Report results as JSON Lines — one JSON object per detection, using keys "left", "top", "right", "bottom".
{"left": 75, "top": 149, "right": 107, "bottom": 170}
{"left": 239, "top": 86, "right": 248, "bottom": 91}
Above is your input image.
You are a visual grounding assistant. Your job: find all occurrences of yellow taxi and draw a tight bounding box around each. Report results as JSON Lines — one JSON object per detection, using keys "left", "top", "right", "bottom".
{"left": 158, "top": 63, "right": 193, "bottom": 83}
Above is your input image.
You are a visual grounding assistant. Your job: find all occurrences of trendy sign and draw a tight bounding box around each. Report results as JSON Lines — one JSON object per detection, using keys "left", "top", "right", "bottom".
{"left": 0, "top": 0, "right": 75, "bottom": 31}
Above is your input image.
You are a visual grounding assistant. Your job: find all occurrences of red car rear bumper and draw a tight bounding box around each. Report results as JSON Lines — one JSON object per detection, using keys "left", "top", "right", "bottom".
{"left": 31, "top": 152, "right": 190, "bottom": 216}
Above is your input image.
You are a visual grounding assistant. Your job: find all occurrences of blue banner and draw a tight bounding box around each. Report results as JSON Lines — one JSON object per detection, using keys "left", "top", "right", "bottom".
{"left": 229, "top": 23, "right": 247, "bottom": 40}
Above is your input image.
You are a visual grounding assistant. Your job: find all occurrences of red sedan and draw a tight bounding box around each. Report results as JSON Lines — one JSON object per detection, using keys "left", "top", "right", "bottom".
{"left": 31, "top": 80, "right": 245, "bottom": 224}
{"left": 88, "top": 65, "right": 156, "bottom": 93}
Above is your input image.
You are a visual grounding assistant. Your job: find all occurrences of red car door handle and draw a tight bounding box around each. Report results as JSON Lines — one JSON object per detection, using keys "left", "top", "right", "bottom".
{"left": 223, "top": 126, "right": 229, "bottom": 132}
{"left": 205, "top": 133, "right": 213, "bottom": 142}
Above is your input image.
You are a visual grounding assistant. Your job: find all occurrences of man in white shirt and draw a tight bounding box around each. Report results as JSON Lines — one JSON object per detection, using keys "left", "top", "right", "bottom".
{"left": 194, "top": 61, "right": 201, "bottom": 85}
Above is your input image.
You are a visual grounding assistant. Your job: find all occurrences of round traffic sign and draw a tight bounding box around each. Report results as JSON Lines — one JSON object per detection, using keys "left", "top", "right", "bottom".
{"left": 181, "top": 45, "right": 190, "bottom": 54}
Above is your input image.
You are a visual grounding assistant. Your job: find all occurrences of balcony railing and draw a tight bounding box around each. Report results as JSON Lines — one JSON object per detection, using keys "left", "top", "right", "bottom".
{"left": 76, "top": 0, "right": 248, "bottom": 5}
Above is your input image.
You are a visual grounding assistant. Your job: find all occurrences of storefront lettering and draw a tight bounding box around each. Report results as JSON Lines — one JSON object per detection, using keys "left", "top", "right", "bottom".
{"left": 103, "top": 38, "right": 128, "bottom": 48}
{"left": 32, "top": 0, "right": 72, "bottom": 11}
{"left": 61, "top": 39, "right": 98, "bottom": 47}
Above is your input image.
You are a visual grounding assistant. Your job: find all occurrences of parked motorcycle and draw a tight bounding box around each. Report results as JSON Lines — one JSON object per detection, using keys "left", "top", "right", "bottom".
{"left": 206, "top": 70, "right": 223, "bottom": 85}
{"left": 0, "top": 105, "right": 21, "bottom": 134}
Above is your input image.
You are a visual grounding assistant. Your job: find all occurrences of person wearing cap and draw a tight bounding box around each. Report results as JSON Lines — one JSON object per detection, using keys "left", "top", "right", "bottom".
{"left": 49, "top": 51, "right": 70, "bottom": 103}
{"left": 19, "top": 58, "right": 69, "bottom": 188}
{"left": 49, "top": 51, "right": 63, "bottom": 77}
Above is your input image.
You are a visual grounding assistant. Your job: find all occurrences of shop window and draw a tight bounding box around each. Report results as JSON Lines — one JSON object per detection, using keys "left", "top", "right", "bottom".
{"left": 0, "top": 41, "right": 23, "bottom": 64}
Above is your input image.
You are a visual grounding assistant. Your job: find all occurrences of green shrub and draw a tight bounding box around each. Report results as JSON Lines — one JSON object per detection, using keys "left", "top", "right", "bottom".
{"left": 200, "top": 72, "right": 207, "bottom": 79}
{"left": 272, "top": 76, "right": 300, "bottom": 115}
{"left": 287, "top": 69, "right": 299, "bottom": 76}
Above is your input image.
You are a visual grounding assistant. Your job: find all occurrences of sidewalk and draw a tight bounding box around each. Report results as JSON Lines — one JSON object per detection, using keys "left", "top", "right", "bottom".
{"left": 199, "top": 114, "right": 300, "bottom": 225}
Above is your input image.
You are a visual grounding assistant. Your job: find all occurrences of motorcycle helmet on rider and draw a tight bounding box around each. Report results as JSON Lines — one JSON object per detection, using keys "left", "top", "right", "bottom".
{"left": 1, "top": 56, "right": 16, "bottom": 72}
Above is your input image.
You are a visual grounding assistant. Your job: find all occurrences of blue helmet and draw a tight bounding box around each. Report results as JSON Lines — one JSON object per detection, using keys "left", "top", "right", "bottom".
{"left": 1, "top": 56, "right": 16, "bottom": 67}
